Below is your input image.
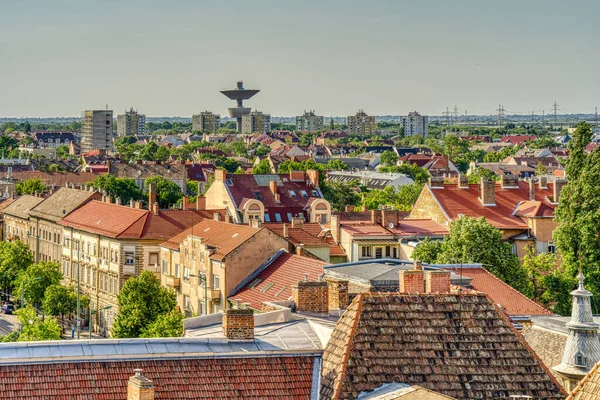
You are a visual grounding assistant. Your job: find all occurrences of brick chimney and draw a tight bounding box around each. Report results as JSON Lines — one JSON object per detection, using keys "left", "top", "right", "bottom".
{"left": 529, "top": 178, "right": 535, "bottom": 201}
{"left": 148, "top": 184, "right": 156, "bottom": 211}
{"left": 326, "top": 279, "right": 348, "bottom": 310}
{"left": 213, "top": 212, "right": 222, "bottom": 222}
{"left": 182, "top": 196, "right": 191, "bottom": 211}
{"left": 152, "top": 202, "right": 159, "bottom": 216}
{"left": 196, "top": 196, "right": 206, "bottom": 210}
{"left": 222, "top": 309, "right": 254, "bottom": 340}
{"left": 425, "top": 270, "right": 451, "bottom": 293}
{"left": 399, "top": 269, "right": 424, "bottom": 293}
{"left": 429, "top": 176, "right": 444, "bottom": 188}
{"left": 249, "top": 218, "right": 262, "bottom": 228}
{"left": 370, "top": 209, "right": 380, "bottom": 225}
{"left": 539, "top": 176, "right": 548, "bottom": 190}
{"left": 295, "top": 243, "right": 305, "bottom": 256}
{"left": 135, "top": 200, "right": 143, "bottom": 209}
{"left": 330, "top": 214, "right": 340, "bottom": 245}
{"left": 479, "top": 178, "right": 496, "bottom": 206}
{"left": 130, "top": 199, "right": 135, "bottom": 208}
{"left": 105, "top": 195, "right": 112, "bottom": 204}
{"left": 269, "top": 180, "right": 280, "bottom": 202}
{"left": 553, "top": 178, "right": 566, "bottom": 203}
{"left": 215, "top": 169, "right": 227, "bottom": 182}
{"left": 458, "top": 174, "right": 469, "bottom": 189}
{"left": 292, "top": 279, "right": 328, "bottom": 314}
{"left": 282, "top": 223, "right": 289, "bottom": 238}
{"left": 291, "top": 216, "right": 304, "bottom": 228}
{"left": 501, "top": 174, "right": 519, "bottom": 189}
{"left": 381, "top": 209, "right": 399, "bottom": 228}
{"left": 290, "top": 170, "right": 305, "bottom": 182}
{"left": 345, "top": 204, "right": 354, "bottom": 212}
{"left": 306, "top": 169, "right": 319, "bottom": 188}
{"left": 127, "top": 369, "right": 154, "bottom": 400}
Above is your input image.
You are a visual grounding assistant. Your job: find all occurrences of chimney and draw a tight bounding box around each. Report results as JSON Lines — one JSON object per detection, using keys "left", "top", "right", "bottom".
{"left": 291, "top": 216, "right": 304, "bottom": 228}
{"left": 196, "top": 196, "right": 206, "bottom": 210}
{"left": 413, "top": 260, "right": 423, "bottom": 271}
{"left": 101, "top": 195, "right": 106, "bottom": 202}
{"left": 399, "top": 269, "right": 424, "bottom": 293}
{"left": 215, "top": 169, "right": 227, "bottom": 182}
{"left": 381, "top": 209, "right": 399, "bottom": 228}
{"left": 65, "top": 182, "right": 69, "bottom": 188}
{"left": 115, "top": 197, "right": 121, "bottom": 206}
{"left": 269, "top": 180, "right": 277, "bottom": 196}
{"left": 129, "top": 199, "right": 134, "bottom": 208}
{"left": 306, "top": 169, "right": 319, "bottom": 188}
{"left": 292, "top": 279, "right": 328, "bottom": 314}
{"left": 553, "top": 178, "right": 566, "bottom": 203}
{"left": 134, "top": 201, "right": 143, "bottom": 209}
{"left": 479, "top": 178, "right": 496, "bottom": 206}
{"left": 295, "top": 243, "right": 305, "bottom": 256}
{"left": 501, "top": 174, "right": 519, "bottom": 189}
{"left": 290, "top": 170, "right": 305, "bottom": 182}
{"left": 148, "top": 184, "right": 156, "bottom": 211}
{"left": 249, "top": 218, "right": 262, "bottom": 229}
{"left": 370, "top": 209, "right": 380, "bottom": 225}
{"left": 127, "top": 369, "right": 154, "bottom": 400}
{"left": 458, "top": 174, "right": 469, "bottom": 189}
{"left": 539, "top": 176, "right": 548, "bottom": 190}
{"left": 105, "top": 195, "right": 112, "bottom": 204}
{"left": 425, "top": 270, "right": 451, "bottom": 293}
{"left": 330, "top": 214, "right": 340, "bottom": 245}
{"left": 429, "top": 176, "right": 444, "bottom": 188}
{"left": 529, "top": 178, "right": 535, "bottom": 201}
{"left": 345, "top": 204, "right": 354, "bottom": 212}
{"left": 182, "top": 196, "right": 191, "bottom": 211}
{"left": 222, "top": 309, "right": 254, "bottom": 340}
{"left": 282, "top": 223, "right": 289, "bottom": 238}
{"left": 152, "top": 202, "right": 159, "bottom": 215}
{"left": 326, "top": 278, "right": 349, "bottom": 310}
{"left": 213, "top": 212, "right": 222, "bottom": 222}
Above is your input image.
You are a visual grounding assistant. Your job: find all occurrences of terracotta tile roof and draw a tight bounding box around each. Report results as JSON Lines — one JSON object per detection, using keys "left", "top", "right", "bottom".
{"left": 2, "top": 195, "right": 45, "bottom": 220}
{"left": 567, "top": 361, "right": 600, "bottom": 399}
{"left": 341, "top": 221, "right": 395, "bottom": 237}
{"left": 230, "top": 252, "right": 326, "bottom": 310}
{"left": 264, "top": 222, "right": 336, "bottom": 249}
{"left": 336, "top": 211, "right": 410, "bottom": 222}
{"left": 59, "top": 201, "right": 216, "bottom": 240}
{"left": 513, "top": 200, "right": 555, "bottom": 218}
{"left": 12, "top": 171, "right": 103, "bottom": 187}
{"left": 160, "top": 219, "right": 261, "bottom": 260}
{"left": 186, "top": 162, "right": 216, "bottom": 182}
{"left": 446, "top": 267, "right": 553, "bottom": 316}
{"left": 0, "top": 356, "right": 316, "bottom": 399}
{"left": 320, "top": 292, "right": 566, "bottom": 400}
{"left": 422, "top": 181, "right": 555, "bottom": 229}
{"left": 27, "top": 187, "right": 100, "bottom": 222}
{"left": 389, "top": 219, "right": 448, "bottom": 237}
{"left": 500, "top": 135, "right": 536, "bottom": 144}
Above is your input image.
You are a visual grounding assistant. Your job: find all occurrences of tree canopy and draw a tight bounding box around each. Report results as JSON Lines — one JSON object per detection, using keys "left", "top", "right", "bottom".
{"left": 252, "top": 159, "right": 272, "bottom": 174}
{"left": 0, "top": 241, "right": 34, "bottom": 289}
{"left": 14, "top": 305, "right": 61, "bottom": 342}
{"left": 14, "top": 261, "right": 63, "bottom": 307}
{"left": 140, "top": 309, "right": 184, "bottom": 338}
{"left": 89, "top": 175, "right": 144, "bottom": 204}
{"left": 144, "top": 176, "right": 183, "bottom": 208}
{"left": 16, "top": 178, "right": 47, "bottom": 195}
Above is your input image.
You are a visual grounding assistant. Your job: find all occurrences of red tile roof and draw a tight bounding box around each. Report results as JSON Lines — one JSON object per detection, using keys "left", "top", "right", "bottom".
{"left": 230, "top": 252, "right": 326, "bottom": 310}
{"left": 388, "top": 219, "right": 448, "bottom": 237}
{"left": 0, "top": 356, "right": 316, "bottom": 399}
{"left": 447, "top": 267, "right": 553, "bottom": 316}
{"left": 186, "top": 162, "right": 216, "bottom": 182}
{"left": 341, "top": 221, "right": 395, "bottom": 237}
{"left": 59, "top": 201, "right": 221, "bottom": 240}
{"left": 264, "top": 223, "right": 345, "bottom": 256}
{"left": 500, "top": 135, "right": 536, "bottom": 145}
{"left": 423, "top": 181, "right": 555, "bottom": 229}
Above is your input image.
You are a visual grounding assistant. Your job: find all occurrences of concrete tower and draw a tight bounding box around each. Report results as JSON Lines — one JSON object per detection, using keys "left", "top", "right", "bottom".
{"left": 554, "top": 271, "right": 600, "bottom": 392}
{"left": 220, "top": 81, "right": 260, "bottom": 132}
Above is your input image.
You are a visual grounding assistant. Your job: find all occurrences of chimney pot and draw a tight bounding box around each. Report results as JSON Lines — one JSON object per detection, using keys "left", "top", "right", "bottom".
{"left": 148, "top": 184, "right": 156, "bottom": 211}
{"left": 127, "top": 369, "right": 154, "bottom": 400}
{"left": 282, "top": 223, "right": 289, "bottom": 238}
{"left": 539, "top": 176, "right": 548, "bottom": 189}
{"left": 296, "top": 243, "right": 305, "bottom": 256}
{"left": 213, "top": 212, "right": 222, "bottom": 222}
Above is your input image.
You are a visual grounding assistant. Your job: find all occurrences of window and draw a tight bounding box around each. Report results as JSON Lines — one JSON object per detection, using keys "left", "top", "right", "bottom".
{"left": 385, "top": 246, "right": 391, "bottom": 257}
{"left": 253, "top": 192, "right": 263, "bottom": 201}
{"left": 548, "top": 241, "right": 556, "bottom": 254}
{"left": 213, "top": 274, "right": 220, "bottom": 290}
{"left": 274, "top": 213, "right": 282, "bottom": 222}
{"left": 393, "top": 247, "right": 398, "bottom": 259}
{"left": 311, "top": 190, "right": 319, "bottom": 197}
{"left": 300, "top": 190, "right": 308, "bottom": 197}
{"left": 183, "top": 267, "right": 190, "bottom": 281}
{"left": 149, "top": 252, "right": 159, "bottom": 266}
{"left": 162, "top": 260, "right": 169, "bottom": 275}
{"left": 183, "top": 295, "right": 191, "bottom": 311}
{"left": 575, "top": 352, "right": 586, "bottom": 367}
{"left": 375, "top": 247, "right": 383, "bottom": 259}
{"left": 174, "top": 263, "right": 180, "bottom": 277}
{"left": 125, "top": 252, "right": 134, "bottom": 265}
{"left": 361, "top": 246, "right": 372, "bottom": 257}
{"left": 248, "top": 278, "right": 263, "bottom": 288}
{"left": 226, "top": 179, "right": 233, "bottom": 186}
{"left": 263, "top": 214, "right": 271, "bottom": 222}
{"left": 289, "top": 190, "right": 297, "bottom": 197}
{"left": 512, "top": 243, "right": 517, "bottom": 255}
{"left": 260, "top": 282, "right": 274, "bottom": 293}
{"left": 287, "top": 213, "right": 293, "bottom": 222}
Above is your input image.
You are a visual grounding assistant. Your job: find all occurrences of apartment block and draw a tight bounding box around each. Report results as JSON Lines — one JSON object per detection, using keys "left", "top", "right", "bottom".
{"left": 347, "top": 110, "right": 376, "bottom": 134}
{"left": 116, "top": 107, "right": 146, "bottom": 136}
{"left": 192, "top": 111, "right": 220, "bottom": 132}
{"left": 400, "top": 111, "right": 428, "bottom": 136}
{"left": 242, "top": 110, "right": 271, "bottom": 134}
{"left": 296, "top": 110, "right": 324, "bottom": 132}
{"left": 81, "top": 110, "right": 113, "bottom": 153}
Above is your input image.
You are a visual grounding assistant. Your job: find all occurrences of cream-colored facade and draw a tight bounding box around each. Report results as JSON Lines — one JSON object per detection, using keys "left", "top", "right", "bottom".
{"left": 347, "top": 110, "right": 376, "bottom": 134}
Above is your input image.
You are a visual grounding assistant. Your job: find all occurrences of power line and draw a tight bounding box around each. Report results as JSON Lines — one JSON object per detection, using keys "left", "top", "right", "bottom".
{"left": 442, "top": 107, "right": 451, "bottom": 126}
{"left": 552, "top": 101, "right": 560, "bottom": 123}
{"left": 452, "top": 104, "right": 460, "bottom": 124}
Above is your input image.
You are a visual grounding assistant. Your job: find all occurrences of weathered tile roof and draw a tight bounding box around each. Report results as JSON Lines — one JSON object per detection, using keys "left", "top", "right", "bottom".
{"left": 2, "top": 195, "right": 44, "bottom": 220}
{"left": 27, "top": 187, "right": 101, "bottom": 222}
{"left": 0, "top": 356, "right": 316, "bottom": 399}
{"left": 109, "top": 162, "right": 187, "bottom": 179}
{"left": 320, "top": 292, "right": 566, "bottom": 400}
{"left": 12, "top": 171, "right": 102, "bottom": 187}
{"left": 568, "top": 361, "right": 600, "bottom": 400}
{"left": 230, "top": 252, "right": 326, "bottom": 310}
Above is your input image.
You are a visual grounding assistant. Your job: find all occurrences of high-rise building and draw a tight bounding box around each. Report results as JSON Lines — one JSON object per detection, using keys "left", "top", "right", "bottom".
{"left": 296, "top": 110, "right": 324, "bottom": 131}
{"left": 192, "top": 111, "right": 221, "bottom": 132}
{"left": 81, "top": 109, "right": 113, "bottom": 153}
{"left": 116, "top": 107, "right": 146, "bottom": 136}
{"left": 242, "top": 110, "right": 271, "bottom": 134}
{"left": 400, "top": 111, "right": 429, "bottom": 136}
{"left": 347, "top": 110, "right": 376, "bottom": 134}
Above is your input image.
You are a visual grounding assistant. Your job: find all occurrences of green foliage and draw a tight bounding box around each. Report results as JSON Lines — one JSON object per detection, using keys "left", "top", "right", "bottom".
{"left": 535, "top": 161, "right": 548, "bottom": 176}
{"left": 111, "top": 271, "right": 177, "bottom": 338}
{"left": 483, "top": 145, "right": 520, "bottom": 162}
{"left": 14, "top": 261, "right": 62, "bottom": 307}
{"left": 154, "top": 145, "right": 171, "bottom": 162}
{"left": 0, "top": 331, "right": 20, "bottom": 342}
{"left": 362, "top": 183, "right": 422, "bottom": 211}
{"left": 467, "top": 167, "right": 498, "bottom": 184}
{"left": 89, "top": 175, "right": 144, "bottom": 204}
{"left": 138, "top": 142, "right": 159, "bottom": 161}
{"left": 379, "top": 164, "right": 430, "bottom": 184}
{"left": 321, "top": 180, "right": 361, "bottom": 212}
{"left": 144, "top": 176, "right": 183, "bottom": 208}
{"left": 0, "top": 241, "right": 34, "bottom": 289}
{"left": 527, "top": 137, "right": 559, "bottom": 149}
{"left": 324, "top": 159, "right": 349, "bottom": 171}
{"left": 253, "top": 144, "right": 271, "bottom": 157}
{"left": 412, "top": 237, "right": 443, "bottom": 263}
{"left": 380, "top": 150, "right": 399, "bottom": 166}
{"left": 114, "top": 136, "right": 137, "bottom": 147}
{"left": 252, "top": 159, "right": 272, "bottom": 174}
{"left": 0, "top": 135, "right": 18, "bottom": 153}
{"left": 230, "top": 140, "right": 248, "bottom": 157}
{"left": 15, "top": 305, "right": 62, "bottom": 341}
{"left": 16, "top": 178, "right": 47, "bottom": 195}
{"left": 42, "top": 284, "right": 79, "bottom": 318}
{"left": 140, "top": 309, "right": 184, "bottom": 338}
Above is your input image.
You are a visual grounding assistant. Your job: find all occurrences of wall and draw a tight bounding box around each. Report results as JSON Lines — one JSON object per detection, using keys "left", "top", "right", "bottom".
{"left": 408, "top": 186, "right": 450, "bottom": 228}
{"left": 204, "top": 180, "right": 239, "bottom": 222}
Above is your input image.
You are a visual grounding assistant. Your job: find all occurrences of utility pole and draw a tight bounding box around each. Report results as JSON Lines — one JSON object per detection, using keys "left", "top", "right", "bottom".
{"left": 495, "top": 104, "right": 505, "bottom": 126}
{"left": 442, "top": 107, "right": 451, "bottom": 126}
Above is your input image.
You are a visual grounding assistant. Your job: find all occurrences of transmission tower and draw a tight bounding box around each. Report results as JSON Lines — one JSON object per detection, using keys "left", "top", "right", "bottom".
{"left": 552, "top": 101, "right": 560, "bottom": 123}
{"left": 495, "top": 104, "right": 506, "bottom": 126}
{"left": 595, "top": 106, "right": 598, "bottom": 127}
{"left": 465, "top": 110, "right": 468, "bottom": 125}
{"left": 452, "top": 105, "right": 460, "bottom": 124}
{"left": 442, "top": 107, "right": 451, "bottom": 126}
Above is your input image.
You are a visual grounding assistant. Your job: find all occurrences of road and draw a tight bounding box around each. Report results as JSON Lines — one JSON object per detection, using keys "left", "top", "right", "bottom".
{"left": 0, "top": 313, "right": 18, "bottom": 335}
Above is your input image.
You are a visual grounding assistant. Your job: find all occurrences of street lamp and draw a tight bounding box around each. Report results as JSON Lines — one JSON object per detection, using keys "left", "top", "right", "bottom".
{"left": 19, "top": 277, "right": 41, "bottom": 334}
{"left": 89, "top": 305, "right": 112, "bottom": 338}
{"left": 189, "top": 272, "right": 208, "bottom": 315}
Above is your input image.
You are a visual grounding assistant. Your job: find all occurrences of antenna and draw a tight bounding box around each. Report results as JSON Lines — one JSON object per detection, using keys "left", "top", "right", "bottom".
{"left": 495, "top": 104, "right": 506, "bottom": 126}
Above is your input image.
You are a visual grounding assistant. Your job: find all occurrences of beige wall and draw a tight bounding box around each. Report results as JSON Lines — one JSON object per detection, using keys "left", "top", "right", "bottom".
{"left": 408, "top": 186, "right": 451, "bottom": 228}
{"left": 4, "top": 215, "right": 30, "bottom": 242}
{"left": 527, "top": 217, "right": 556, "bottom": 243}
{"left": 204, "top": 180, "right": 239, "bottom": 222}
{"left": 28, "top": 217, "right": 63, "bottom": 263}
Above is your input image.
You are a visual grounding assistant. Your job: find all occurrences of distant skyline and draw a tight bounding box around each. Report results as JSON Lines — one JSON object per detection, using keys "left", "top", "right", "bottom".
{"left": 1, "top": 0, "right": 598, "bottom": 117}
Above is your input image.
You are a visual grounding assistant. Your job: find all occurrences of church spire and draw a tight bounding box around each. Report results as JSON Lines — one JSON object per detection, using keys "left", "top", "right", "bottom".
{"left": 553, "top": 271, "right": 600, "bottom": 392}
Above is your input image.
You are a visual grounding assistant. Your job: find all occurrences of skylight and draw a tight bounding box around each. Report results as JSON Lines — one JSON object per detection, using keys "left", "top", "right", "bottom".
{"left": 226, "top": 179, "right": 233, "bottom": 186}
{"left": 275, "top": 213, "right": 282, "bottom": 222}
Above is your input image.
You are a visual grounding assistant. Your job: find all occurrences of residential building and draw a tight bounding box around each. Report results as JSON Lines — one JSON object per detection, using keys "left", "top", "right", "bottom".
{"left": 159, "top": 219, "right": 288, "bottom": 315}
{"left": 204, "top": 169, "right": 332, "bottom": 224}
{"left": 327, "top": 170, "right": 414, "bottom": 190}
{"left": 296, "top": 110, "right": 324, "bottom": 131}
{"left": 81, "top": 109, "right": 113, "bottom": 153}
{"left": 347, "top": 110, "right": 376, "bottom": 135}
{"left": 11, "top": 171, "right": 102, "bottom": 190}
{"left": 500, "top": 134, "right": 536, "bottom": 145}
{"left": 400, "top": 111, "right": 429, "bottom": 136}
{"left": 26, "top": 187, "right": 102, "bottom": 263}
{"left": 109, "top": 162, "right": 187, "bottom": 192}
{"left": 409, "top": 175, "right": 562, "bottom": 260}
{"left": 2, "top": 195, "right": 44, "bottom": 242}
{"left": 58, "top": 197, "right": 220, "bottom": 334}
{"left": 116, "top": 107, "right": 146, "bottom": 136}
{"left": 33, "top": 132, "right": 75, "bottom": 148}
{"left": 242, "top": 110, "right": 271, "bottom": 134}
{"left": 192, "top": 111, "right": 220, "bottom": 132}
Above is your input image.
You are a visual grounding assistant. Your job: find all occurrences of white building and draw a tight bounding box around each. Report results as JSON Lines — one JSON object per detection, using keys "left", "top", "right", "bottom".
{"left": 400, "top": 111, "right": 428, "bottom": 136}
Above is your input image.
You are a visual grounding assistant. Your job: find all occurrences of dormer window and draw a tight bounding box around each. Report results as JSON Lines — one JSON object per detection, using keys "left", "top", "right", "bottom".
{"left": 311, "top": 190, "right": 319, "bottom": 197}
{"left": 254, "top": 192, "right": 263, "bottom": 201}
{"left": 226, "top": 179, "right": 233, "bottom": 186}
{"left": 575, "top": 352, "right": 586, "bottom": 367}
{"left": 289, "top": 190, "right": 297, "bottom": 198}
{"left": 300, "top": 190, "right": 308, "bottom": 197}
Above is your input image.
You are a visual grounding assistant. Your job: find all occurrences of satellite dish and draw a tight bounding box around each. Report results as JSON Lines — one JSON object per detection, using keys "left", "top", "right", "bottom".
{"left": 388, "top": 222, "right": 394, "bottom": 229}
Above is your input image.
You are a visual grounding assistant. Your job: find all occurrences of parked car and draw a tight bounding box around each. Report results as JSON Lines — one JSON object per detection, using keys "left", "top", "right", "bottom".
{"left": 1, "top": 304, "right": 14, "bottom": 315}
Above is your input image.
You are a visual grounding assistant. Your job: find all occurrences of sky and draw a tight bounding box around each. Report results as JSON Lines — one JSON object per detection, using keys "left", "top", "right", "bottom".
{"left": 0, "top": 0, "right": 598, "bottom": 117}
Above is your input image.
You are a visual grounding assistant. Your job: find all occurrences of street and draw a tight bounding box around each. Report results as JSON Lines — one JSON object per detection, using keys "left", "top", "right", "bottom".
{"left": 0, "top": 313, "right": 18, "bottom": 335}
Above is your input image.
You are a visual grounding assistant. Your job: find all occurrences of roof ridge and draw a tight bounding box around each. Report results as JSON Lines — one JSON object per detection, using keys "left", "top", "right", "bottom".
{"left": 567, "top": 360, "right": 600, "bottom": 399}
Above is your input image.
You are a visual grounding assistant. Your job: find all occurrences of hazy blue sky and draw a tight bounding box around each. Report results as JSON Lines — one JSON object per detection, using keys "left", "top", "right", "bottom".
{"left": 1, "top": 0, "right": 598, "bottom": 117}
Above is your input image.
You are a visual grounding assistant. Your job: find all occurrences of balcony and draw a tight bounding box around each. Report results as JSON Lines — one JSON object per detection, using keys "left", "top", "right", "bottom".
{"left": 210, "top": 289, "right": 221, "bottom": 303}
{"left": 165, "top": 275, "right": 180, "bottom": 289}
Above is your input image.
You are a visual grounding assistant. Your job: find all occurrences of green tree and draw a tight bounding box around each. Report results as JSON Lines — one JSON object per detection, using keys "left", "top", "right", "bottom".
{"left": 111, "top": 271, "right": 177, "bottom": 338}
{"left": 14, "top": 261, "right": 63, "bottom": 308}
{"left": 42, "top": 284, "right": 78, "bottom": 320}
{"left": 252, "top": 159, "right": 272, "bottom": 174}
{"left": 467, "top": 168, "right": 498, "bottom": 184}
{"left": 138, "top": 142, "right": 159, "bottom": 161}
{"left": 89, "top": 175, "right": 144, "bottom": 204}
{"left": 380, "top": 150, "right": 399, "bottom": 166}
{"left": 379, "top": 164, "right": 430, "bottom": 184}
{"left": 0, "top": 241, "right": 34, "bottom": 289}
{"left": 253, "top": 144, "right": 271, "bottom": 157}
{"left": 15, "top": 305, "right": 61, "bottom": 342}
{"left": 144, "top": 176, "right": 183, "bottom": 208}
{"left": 154, "top": 145, "right": 171, "bottom": 162}
{"left": 535, "top": 161, "right": 548, "bottom": 176}
{"left": 412, "top": 237, "right": 443, "bottom": 263}
{"left": 324, "top": 159, "right": 349, "bottom": 171}
{"left": 321, "top": 180, "right": 361, "bottom": 211}
{"left": 362, "top": 183, "right": 423, "bottom": 211}
{"left": 140, "top": 309, "right": 184, "bottom": 338}
{"left": 16, "top": 178, "right": 47, "bottom": 195}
